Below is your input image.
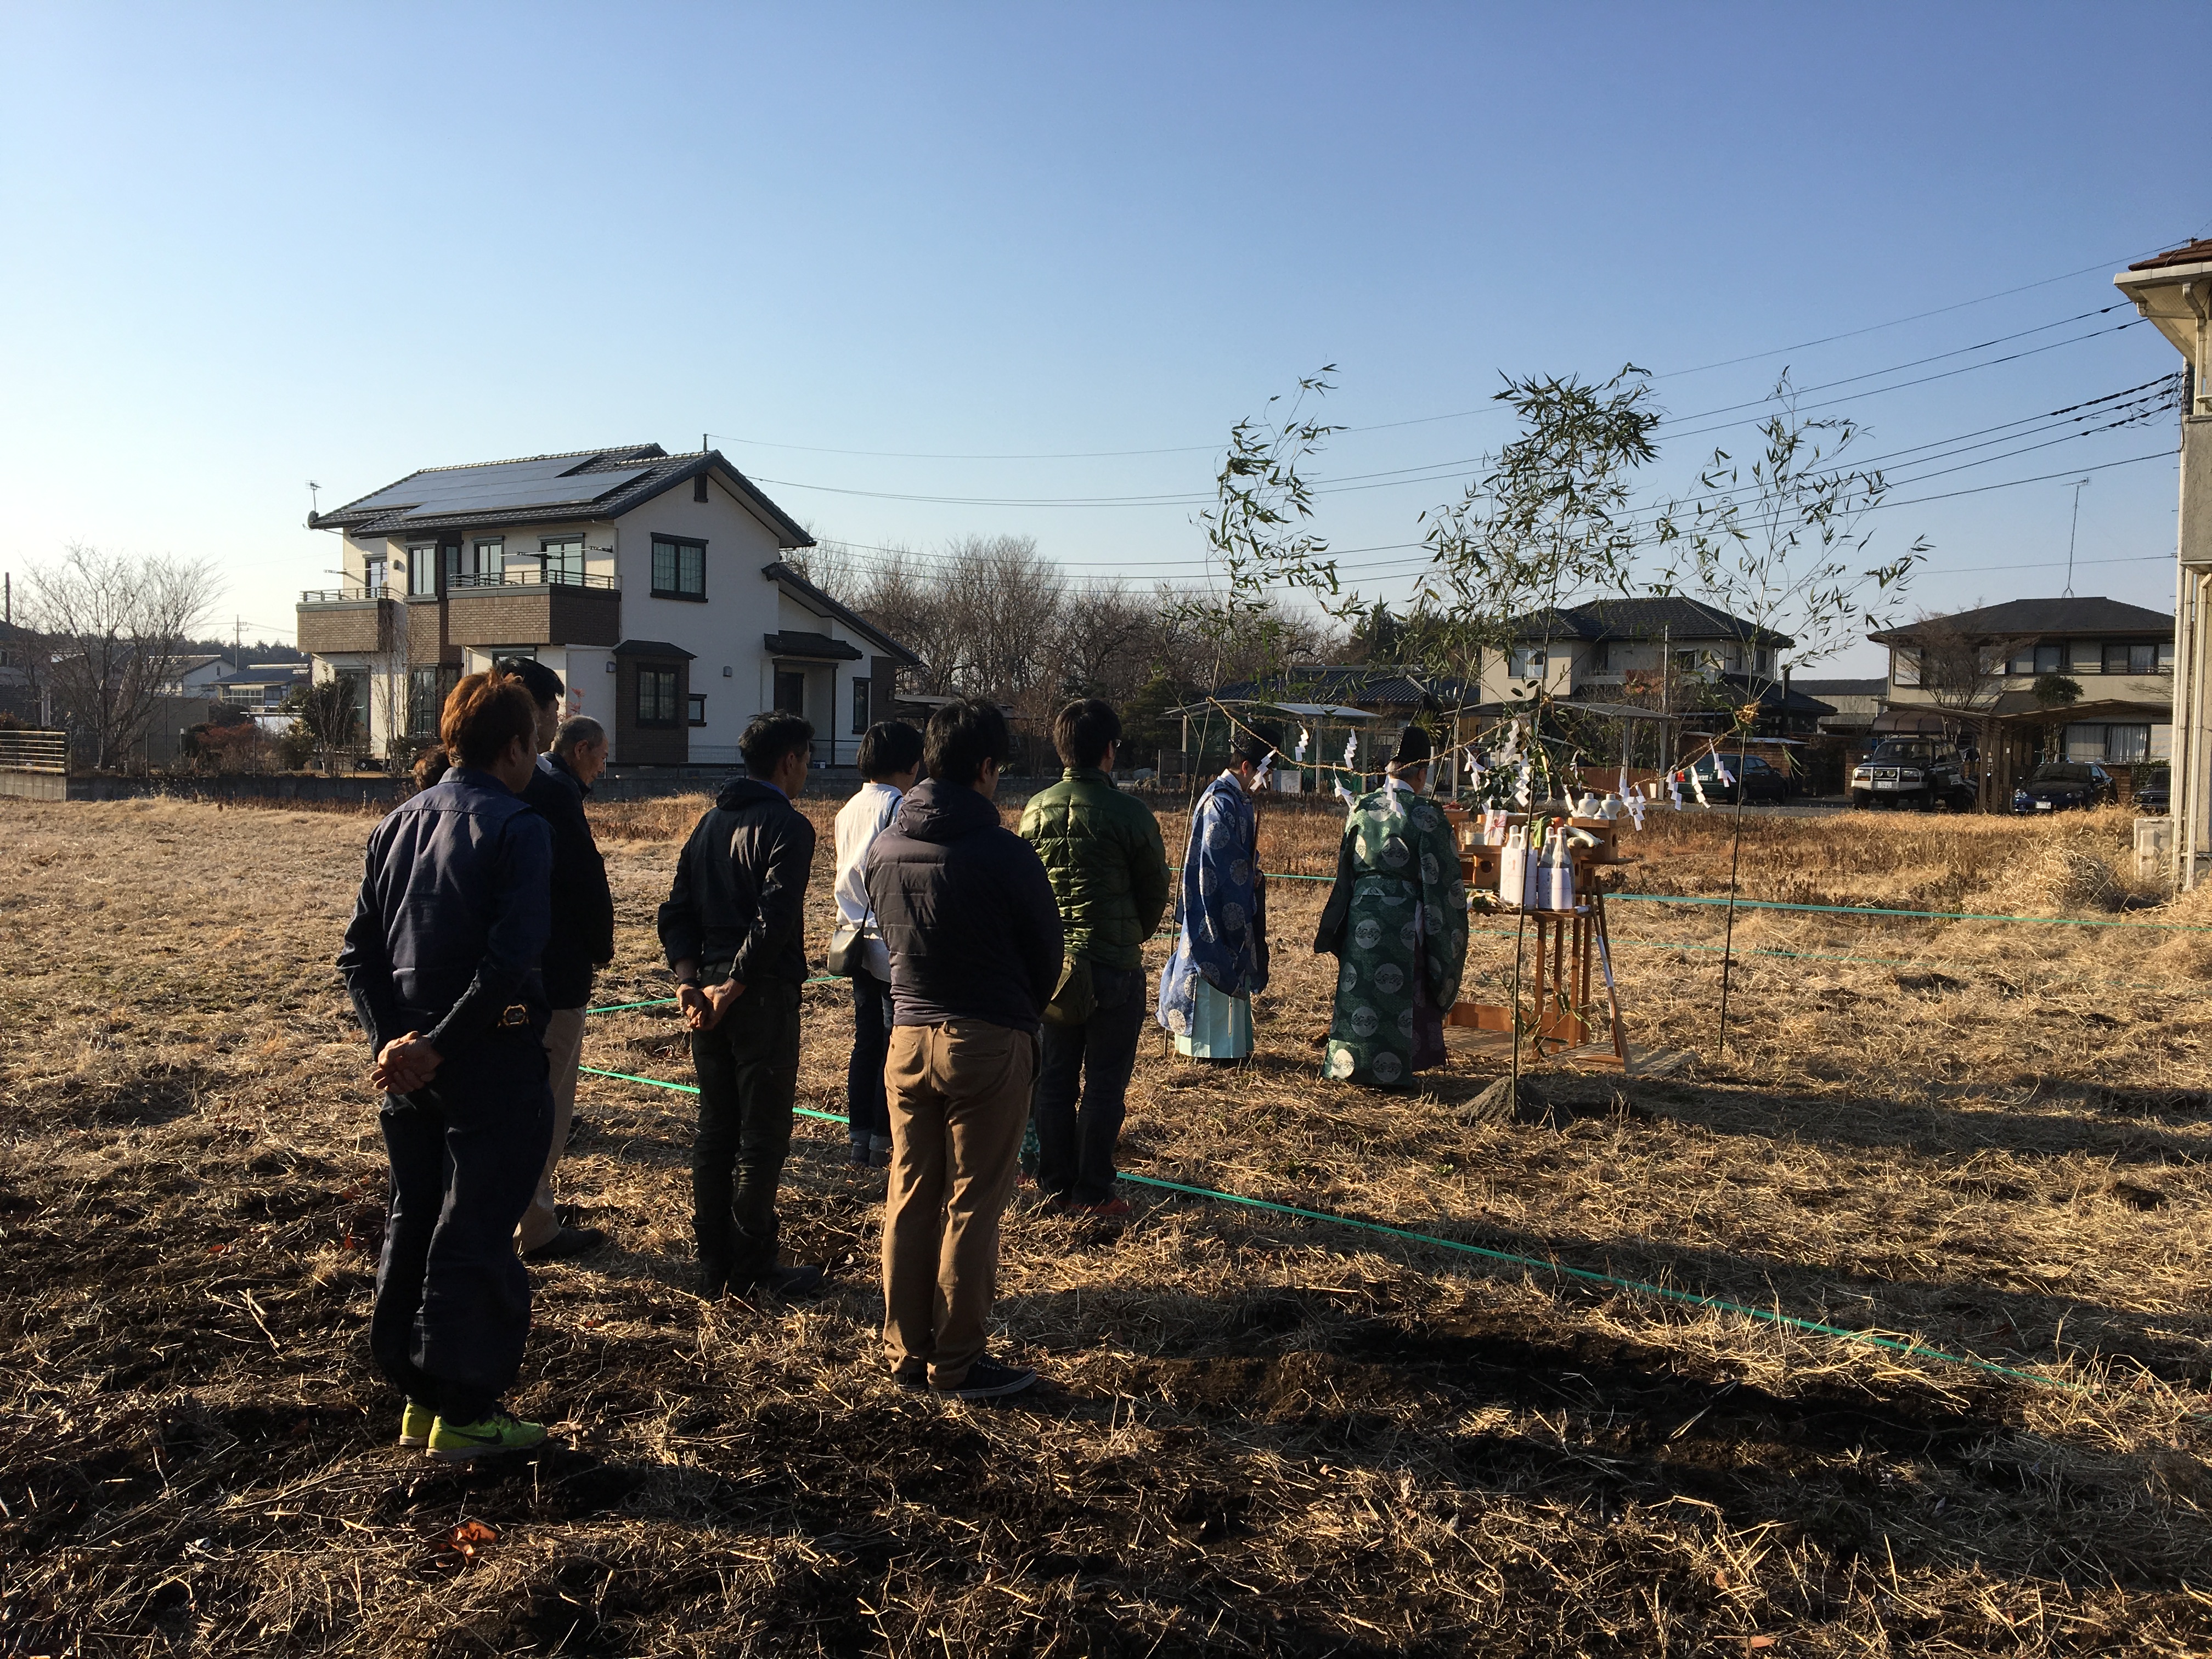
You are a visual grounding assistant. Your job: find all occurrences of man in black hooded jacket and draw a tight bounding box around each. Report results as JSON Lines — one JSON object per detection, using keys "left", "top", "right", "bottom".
{"left": 656, "top": 710, "right": 826, "bottom": 1300}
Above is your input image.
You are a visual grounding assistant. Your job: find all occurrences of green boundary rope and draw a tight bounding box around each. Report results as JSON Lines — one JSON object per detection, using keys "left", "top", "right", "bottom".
{"left": 574, "top": 1062, "right": 2096, "bottom": 1402}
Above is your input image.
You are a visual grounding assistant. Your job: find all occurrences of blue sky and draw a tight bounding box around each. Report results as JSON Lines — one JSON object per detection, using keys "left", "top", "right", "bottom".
{"left": 2, "top": 2, "right": 2205, "bottom": 674}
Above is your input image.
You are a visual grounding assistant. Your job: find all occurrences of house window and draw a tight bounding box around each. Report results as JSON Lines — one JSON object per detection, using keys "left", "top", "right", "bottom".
{"left": 852, "top": 677, "right": 870, "bottom": 734}
{"left": 2033, "top": 643, "right": 2063, "bottom": 675}
{"left": 473, "top": 538, "right": 504, "bottom": 583}
{"left": 774, "top": 670, "right": 805, "bottom": 716}
{"left": 1892, "top": 647, "right": 1920, "bottom": 687}
{"left": 2162, "top": 642, "right": 2177, "bottom": 671}
{"left": 2070, "top": 641, "right": 2102, "bottom": 673}
{"left": 637, "top": 668, "right": 679, "bottom": 726}
{"left": 651, "top": 537, "right": 706, "bottom": 599}
{"left": 2107, "top": 724, "right": 2151, "bottom": 764}
{"left": 334, "top": 669, "right": 370, "bottom": 742}
{"left": 541, "top": 535, "right": 584, "bottom": 584}
{"left": 408, "top": 666, "right": 458, "bottom": 737}
{"left": 1509, "top": 647, "right": 1548, "bottom": 678}
{"left": 693, "top": 474, "right": 709, "bottom": 503}
{"left": 2008, "top": 644, "right": 2035, "bottom": 676}
{"left": 408, "top": 543, "right": 437, "bottom": 596}
{"left": 687, "top": 693, "right": 707, "bottom": 726}
{"left": 363, "top": 554, "right": 387, "bottom": 595}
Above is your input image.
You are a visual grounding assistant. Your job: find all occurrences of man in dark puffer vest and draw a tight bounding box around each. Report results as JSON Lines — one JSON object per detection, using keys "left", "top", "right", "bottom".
{"left": 1017, "top": 698, "right": 1168, "bottom": 1217}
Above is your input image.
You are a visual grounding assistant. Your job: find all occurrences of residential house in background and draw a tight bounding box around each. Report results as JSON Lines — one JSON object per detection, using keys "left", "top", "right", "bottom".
{"left": 1488, "top": 597, "right": 1791, "bottom": 706}
{"left": 297, "top": 444, "right": 918, "bottom": 766}
{"left": 1868, "top": 596, "right": 2172, "bottom": 762}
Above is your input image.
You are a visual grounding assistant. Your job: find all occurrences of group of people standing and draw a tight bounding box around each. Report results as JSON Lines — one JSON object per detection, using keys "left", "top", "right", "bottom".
{"left": 340, "top": 668, "right": 1470, "bottom": 1451}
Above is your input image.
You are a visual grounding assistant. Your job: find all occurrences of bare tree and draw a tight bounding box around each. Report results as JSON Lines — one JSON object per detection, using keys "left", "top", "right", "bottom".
{"left": 24, "top": 545, "right": 221, "bottom": 769}
{"left": 1909, "top": 612, "right": 2025, "bottom": 715}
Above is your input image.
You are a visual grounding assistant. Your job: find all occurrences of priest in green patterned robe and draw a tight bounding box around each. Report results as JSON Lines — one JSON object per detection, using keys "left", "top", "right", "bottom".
{"left": 1313, "top": 726, "right": 1468, "bottom": 1087}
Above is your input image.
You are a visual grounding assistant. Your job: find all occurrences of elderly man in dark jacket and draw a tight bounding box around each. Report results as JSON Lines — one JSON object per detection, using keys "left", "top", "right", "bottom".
{"left": 656, "top": 710, "right": 826, "bottom": 1301}
{"left": 515, "top": 713, "right": 616, "bottom": 1261}
{"left": 865, "top": 698, "right": 1062, "bottom": 1399}
{"left": 338, "top": 670, "right": 555, "bottom": 1460}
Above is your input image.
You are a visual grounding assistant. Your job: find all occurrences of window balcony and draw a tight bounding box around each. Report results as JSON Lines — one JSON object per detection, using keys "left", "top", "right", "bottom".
{"left": 296, "top": 591, "right": 398, "bottom": 654}
{"left": 446, "top": 571, "right": 621, "bottom": 648}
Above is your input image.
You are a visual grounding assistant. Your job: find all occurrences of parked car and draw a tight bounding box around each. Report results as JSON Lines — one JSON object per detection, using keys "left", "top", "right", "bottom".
{"left": 2134, "top": 765, "right": 2171, "bottom": 815}
{"left": 1686, "top": 754, "right": 1788, "bottom": 804}
{"left": 1850, "top": 738, "right": 1977, "bottom": 811}
{"left": 2011, "top": 761, "right": 2117, "bottom": 814}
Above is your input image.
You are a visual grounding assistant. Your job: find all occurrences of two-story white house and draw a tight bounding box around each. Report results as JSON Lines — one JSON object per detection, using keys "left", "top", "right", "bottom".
{"left": 297, "top": 444, "right": 918, "bottom": 766}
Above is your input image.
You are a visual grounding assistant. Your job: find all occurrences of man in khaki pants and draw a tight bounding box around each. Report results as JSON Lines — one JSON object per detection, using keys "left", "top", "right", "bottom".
{"left": 864, "top": 699, "right": 1063, "bottom": 1399}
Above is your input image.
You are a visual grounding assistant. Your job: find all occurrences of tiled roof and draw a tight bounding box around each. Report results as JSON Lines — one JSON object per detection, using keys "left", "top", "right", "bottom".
{"left": 1787, "top": 677, "right": 1885, "bottom": 696}
{"left": 1714, "top": 672, "right": 1836, "bottom": 715}
{"left": 764, "top": 630, "right": 862, "bottom": 662}
{"left": 762, "top": 562, "right": 922, "bottom": 665}
{"left": 1516, "top": 597, "right": 1793, "bottom": 650}
{"left": 1867, "top": 596, "right": 2172, "bottom": 644}
{"left": 1213, "top": 665, "right": 1479, "bottom": 710}
{"left": 2129, "top": 240, "right": 2212, "bottom": 272}
{"left": 309, "top": 445, "right": 813, "bottom": 548}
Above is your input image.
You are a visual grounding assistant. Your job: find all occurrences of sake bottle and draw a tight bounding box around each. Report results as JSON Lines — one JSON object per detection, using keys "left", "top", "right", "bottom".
{"left": 1539, "top": 820, "right": 1576, "bottom": 911}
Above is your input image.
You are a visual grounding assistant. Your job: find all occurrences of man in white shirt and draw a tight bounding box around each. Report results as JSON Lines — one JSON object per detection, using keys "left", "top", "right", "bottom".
{"left": 833, "top": 721, "right": 925, "bottom": 1168}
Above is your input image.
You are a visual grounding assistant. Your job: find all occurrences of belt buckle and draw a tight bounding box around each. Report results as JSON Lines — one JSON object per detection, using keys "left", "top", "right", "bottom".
{"left": 498, "top": 1003, "right": 532, "bottom": 1029}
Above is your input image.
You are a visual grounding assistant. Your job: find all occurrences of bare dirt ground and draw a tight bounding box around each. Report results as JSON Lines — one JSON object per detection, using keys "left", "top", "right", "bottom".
{"left": 4, "top": 791, "right": 2212, "bottom": 1656}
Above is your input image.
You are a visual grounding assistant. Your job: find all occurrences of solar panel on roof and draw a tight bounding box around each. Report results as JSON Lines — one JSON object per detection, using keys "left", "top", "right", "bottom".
{"left": 341, "top": 457, "right": 653, "bottom": 518}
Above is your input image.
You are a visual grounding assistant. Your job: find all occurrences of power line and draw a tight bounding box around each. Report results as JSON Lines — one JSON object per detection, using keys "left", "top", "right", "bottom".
{"left": 749, "top": 319, "right": 2154, "bottom": 511}
{"left": 712, "top": 240, "right": 2182, "bottom": 463}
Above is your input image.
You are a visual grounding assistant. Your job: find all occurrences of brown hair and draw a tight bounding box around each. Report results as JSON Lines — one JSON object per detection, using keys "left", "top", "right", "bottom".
{"left": 439, "top": 672, "right": 539, "bottom": 769}
{"left": 411, "top": 744, "right": 452, "bottom": 793}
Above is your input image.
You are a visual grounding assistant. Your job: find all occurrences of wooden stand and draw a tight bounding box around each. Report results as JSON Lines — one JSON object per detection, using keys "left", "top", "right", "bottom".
{"left": 1440, "top": 807, "right": 1634, "bottom": 1072}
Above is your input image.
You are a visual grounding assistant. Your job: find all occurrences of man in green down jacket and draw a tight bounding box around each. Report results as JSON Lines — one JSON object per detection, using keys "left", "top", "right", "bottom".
{"left": 1018, "top": 698, "right": 1169, "bottom": 1217}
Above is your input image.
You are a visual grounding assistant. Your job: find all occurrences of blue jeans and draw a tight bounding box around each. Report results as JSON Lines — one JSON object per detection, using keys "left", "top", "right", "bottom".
{"left": 1032, "top": 963, "right": 1146, "bottom": 1204}
{"left": 847, "top": 970, "right": 893, "bottom": 1150}
{"left": 373, "top": 1031, "right": 553, "bottom": 1423}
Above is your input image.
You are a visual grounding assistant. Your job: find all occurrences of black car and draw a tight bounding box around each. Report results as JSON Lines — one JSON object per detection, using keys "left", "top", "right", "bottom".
{"left": 2012, "top": 761, "right": 2117, "bottom": 814}
{"left": 1686, "top": 754, "right": 1788, "bottom": 804}
{"left": 2135, "top": 766, "right": 2170, "bottom": 815}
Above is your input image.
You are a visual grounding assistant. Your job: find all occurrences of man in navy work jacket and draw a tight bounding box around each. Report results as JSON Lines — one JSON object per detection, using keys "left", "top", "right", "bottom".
{"left": 865, "top": 698, "right": 1063, "bottom": 1400}
{"left": 657, "top": 709, "right": 827, "bottom": 1302}
{"left": 337, "top": 670, "right": 556, "bottom": 1462}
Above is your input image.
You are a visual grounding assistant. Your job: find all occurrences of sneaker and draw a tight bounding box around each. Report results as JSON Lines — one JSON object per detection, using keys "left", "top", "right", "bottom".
{"left": 932, "top": 1356, "right": 1038, "bottom": 1401}
{"left": 522, "top": 1226, "right": 607, "bottom": 1263}
{"left": 425, "top": 1410, "right": 548, "bottom": 1462}
{"left": 1079, "top": 1197, "right": 1132, "bottom": 1220}
{"left": 892, "top": 1359, "right": 929, "bottom": 1391}
{"left": 398, "top": 1401, "right": 433, "bottom": 1448}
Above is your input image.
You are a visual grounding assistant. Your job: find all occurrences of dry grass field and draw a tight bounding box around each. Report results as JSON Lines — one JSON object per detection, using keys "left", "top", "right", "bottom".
{"left": 5, "top": 788, "right": 2212, "bottom": 1656}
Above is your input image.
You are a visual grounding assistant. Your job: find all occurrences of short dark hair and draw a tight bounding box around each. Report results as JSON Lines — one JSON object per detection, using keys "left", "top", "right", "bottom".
{"left": 857, "top": 720, "right": 924, "bottom": 781}
{"left": 495, "top": 655, "right": 563, "bottom": 709}
{"left": 441, "top": 672, "right": 539, "bottom": 769}
{"left": 1051, "top": 698, "right": 1122, "bottom": 769}
{"left": 1232, "top": 722, "right": 1282, "bottom": 770}
{"left": 411, "top": 744, "right": 451, "bottom": 793}
{"left": 924, "top": 698, "right": 1008, "bottom": 788}
{"left": 740, "top": 710, "right": 814, "bottom": 776}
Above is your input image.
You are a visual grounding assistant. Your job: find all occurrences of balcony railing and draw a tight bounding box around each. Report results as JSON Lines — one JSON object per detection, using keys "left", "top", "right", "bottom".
{"left": 447, "top": 568, "right": 618, "bottom": 591}
{"left": 301, "top": 585, "right": 391, "bottom": 603}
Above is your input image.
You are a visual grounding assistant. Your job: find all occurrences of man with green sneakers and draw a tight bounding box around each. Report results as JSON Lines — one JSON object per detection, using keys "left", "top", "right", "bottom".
{"left": 339, "top": 669, "right": 559, "bottom": 1460}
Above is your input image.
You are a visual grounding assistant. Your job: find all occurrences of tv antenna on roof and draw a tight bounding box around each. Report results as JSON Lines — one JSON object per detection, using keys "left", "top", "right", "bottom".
{"left": 2063, "top": 476, "right": 2092, "bottom": 597}
{"left": 307, "top": 479, "right": 322, "bottom": 515}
